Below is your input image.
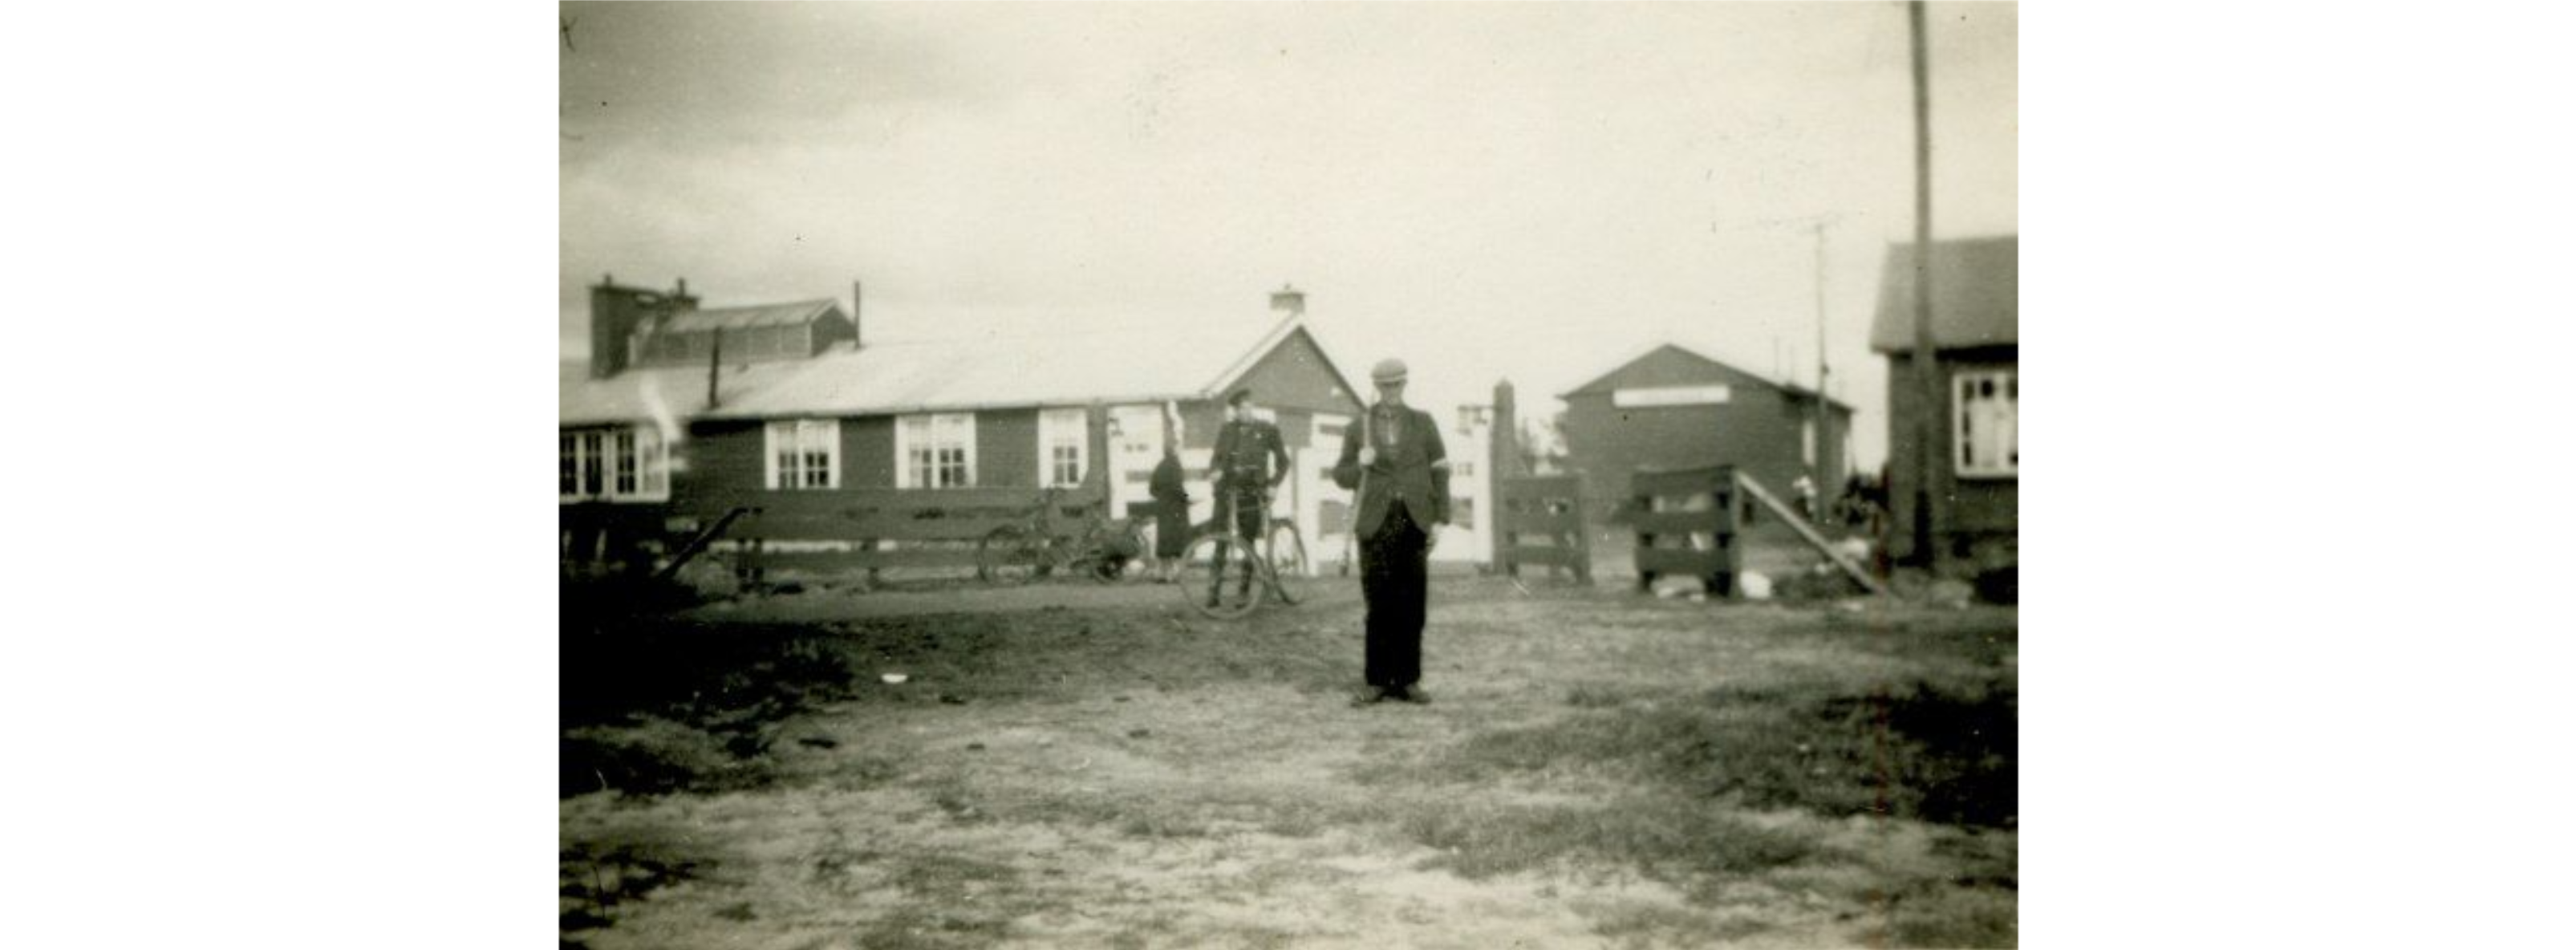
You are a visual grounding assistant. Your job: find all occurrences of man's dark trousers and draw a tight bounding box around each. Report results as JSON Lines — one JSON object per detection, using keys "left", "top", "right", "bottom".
{"left": 1211, "top": 484, "right": 1268, "bottom": 600}
{"left": 1361, "top": 501, "right": 1430, "bottom": 690}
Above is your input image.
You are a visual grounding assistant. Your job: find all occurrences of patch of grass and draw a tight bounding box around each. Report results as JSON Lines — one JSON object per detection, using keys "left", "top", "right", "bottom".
{"left": 846, "top": 855, "right": 1034, "bottom": 949}
{"left": 560, "top": 618, "right": 871, "bottom": 798}
{"left": 1398, "top": 795, "right": 1814, "bottom": 881}
{"left": 1256, "top": 799, "right": 1334, "bottom": 838}
{"left": 928, "top": 786, "right": 993, "bottom": 825}
{"left": 1564, "top": 683, "right": 1631, "bottom": 708}
{"left": 562, "top": 717, "right": 770, "bottom": 798}
{"left": 838, "top": 753, "right": 907, "bottom": 787}
{"left": 558, "top": 829, "right": 711, "bottom": 936}
{"left": 1118, "top": 811, "right": 1216, "bottom": 839}
{"left": 1414, "top": 676, "right": 2016, "bottom": 830}
{"left": 1880, "top": 885, "right": 2018, "bottom": 948}
{"left": 1586, "top": 899, "right": 1767, "bottom": 948}
{"left": 562, "top": 622, "right": 861, "bottom": 731}
{"left": 1818, "top": 682, "right": 2018, "bottom": 829}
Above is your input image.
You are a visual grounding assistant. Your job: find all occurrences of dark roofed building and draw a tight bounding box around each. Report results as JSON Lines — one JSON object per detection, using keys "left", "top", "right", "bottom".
{"left": 560, "top": 281, "right": 1375, "bottom": 574}
{"left": 630, "top": 298, "right": 856, "bottom": 368}
{"left": 1870, "top": 235, "right": 2018, "bottom": 573}
{"left": 1558, "top": 342, "right": 1856, "bottom": 551}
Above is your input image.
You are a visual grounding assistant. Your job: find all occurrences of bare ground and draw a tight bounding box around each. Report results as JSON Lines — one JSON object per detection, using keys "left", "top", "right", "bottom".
{"left": 562, "top": 577, "right": 2015, "bottom": 949}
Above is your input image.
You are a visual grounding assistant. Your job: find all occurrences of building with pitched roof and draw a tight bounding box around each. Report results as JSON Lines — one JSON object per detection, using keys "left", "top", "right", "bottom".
{"left": 1869, "top": 235, "right": 2018, "bottom": 573}
{"left": 1557, "top": 341, "right": 1857, "bottom": 550}
{"left": 560, "top": 281, "right": 1384, "bottom": 568}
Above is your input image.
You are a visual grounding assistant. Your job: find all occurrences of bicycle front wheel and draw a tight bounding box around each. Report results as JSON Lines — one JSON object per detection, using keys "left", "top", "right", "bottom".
{"left": 1178, "top": 534, "right": 1262, "bottom": 619}
{"left": 1264, "top": 522, "right": 1308, "bottom": 605}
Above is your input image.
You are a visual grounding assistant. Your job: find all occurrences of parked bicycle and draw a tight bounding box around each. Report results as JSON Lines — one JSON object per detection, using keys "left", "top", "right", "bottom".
{"left": 978, "top": 487, "right": 1141, "bottom": 585}
{"left": 1176, "top": 490, "right": 1308, "bottom": 619}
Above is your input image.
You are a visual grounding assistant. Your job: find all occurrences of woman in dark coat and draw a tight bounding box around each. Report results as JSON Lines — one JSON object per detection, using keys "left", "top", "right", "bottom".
{"left": 1147, "top": 445, "right": 1191, "bottom": 583}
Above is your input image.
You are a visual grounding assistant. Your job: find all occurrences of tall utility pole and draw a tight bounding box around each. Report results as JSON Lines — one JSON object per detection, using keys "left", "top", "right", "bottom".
{"left": 1907, "top": 0, "right": 1941, "bottom": 566}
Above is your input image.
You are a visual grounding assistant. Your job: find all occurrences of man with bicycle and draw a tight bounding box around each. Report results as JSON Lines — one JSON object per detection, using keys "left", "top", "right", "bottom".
{"left": 1207, "top": 388, "right": 1292, "bottom": 607}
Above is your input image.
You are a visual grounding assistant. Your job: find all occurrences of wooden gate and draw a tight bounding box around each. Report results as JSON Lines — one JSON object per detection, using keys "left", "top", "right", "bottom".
{"left": 1629, "top": 465, "right": 1742, "bottom": 596}
{"left": 1497, "top": 474, "right": 1592, "bottom": 583}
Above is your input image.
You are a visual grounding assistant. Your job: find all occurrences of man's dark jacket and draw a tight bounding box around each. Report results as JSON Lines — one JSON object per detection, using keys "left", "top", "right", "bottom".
{"left": 1331, "top": 404, "right": 1449, "bottom": 538}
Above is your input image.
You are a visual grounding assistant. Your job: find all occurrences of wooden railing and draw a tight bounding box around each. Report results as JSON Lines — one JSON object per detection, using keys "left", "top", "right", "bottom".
{"left": 692, "top": 484, "right": 1114, "bottom": 577}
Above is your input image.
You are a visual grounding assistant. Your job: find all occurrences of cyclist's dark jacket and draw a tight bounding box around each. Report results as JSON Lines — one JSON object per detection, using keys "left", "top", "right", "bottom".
{"left": 1211, "top": 419, "right": 1291, "bottom": 493}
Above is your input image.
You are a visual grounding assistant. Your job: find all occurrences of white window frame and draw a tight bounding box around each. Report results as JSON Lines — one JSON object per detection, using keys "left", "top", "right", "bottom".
{"left": 1038, "top": 408, "right": 1089, "bottom": 489}
{"left": 1953, "top": 368, "right": 2018, "bottom": 479}
{"left": 896, "top": 412, "right": 978, "bottom": 489}
{"left": 764, "top": 418, "right": 842, "bottom": 490}
{"left": 560, "top": 424, "right": 670, "bottom": 502}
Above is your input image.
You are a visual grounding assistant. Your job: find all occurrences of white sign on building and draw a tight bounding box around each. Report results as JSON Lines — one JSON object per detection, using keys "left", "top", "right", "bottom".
{"left": 1611, "top": 384, "right": 1731, "bottom": 408}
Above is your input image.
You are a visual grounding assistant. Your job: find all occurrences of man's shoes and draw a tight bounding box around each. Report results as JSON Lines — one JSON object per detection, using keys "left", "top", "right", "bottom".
{"left": 1349, "top": 687, "right": 1393, "bottom": 707}
{"left": 1390, "top": 685, "right": 1431, "bottom": 705}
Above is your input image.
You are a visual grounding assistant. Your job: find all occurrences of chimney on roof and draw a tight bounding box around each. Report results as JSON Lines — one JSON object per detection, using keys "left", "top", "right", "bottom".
{"left": 1270, "top": 284, "right": 1304, "bottom": 319}
{"left": 851, "top": 279, "right": 865, "bottom": 347}
{"left": 587, "top": 274, "right": 702, "bottom": 379}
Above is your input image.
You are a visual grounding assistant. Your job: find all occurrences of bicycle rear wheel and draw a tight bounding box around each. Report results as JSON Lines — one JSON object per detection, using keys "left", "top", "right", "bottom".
{"left": 978, "top": 526, "right": 1044, "bottom": 585}
{"left": 1178, "top": 534, "right": 1261, "bottom": 619}
{"left": 1264, "top": 522, "right": 1308, "bottom": 605}
{"left": 1086, "top": 553, "right": 1126, "bottom": 583}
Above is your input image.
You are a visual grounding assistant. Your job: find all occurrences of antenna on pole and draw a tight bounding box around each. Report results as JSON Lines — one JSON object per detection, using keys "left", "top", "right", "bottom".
{"left": 1735, "top": 210, "right": 1844, "bottom": 524}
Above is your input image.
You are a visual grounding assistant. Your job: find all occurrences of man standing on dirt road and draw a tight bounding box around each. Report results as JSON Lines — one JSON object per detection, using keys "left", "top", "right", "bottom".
{"left": 1333, "top": 358, "right": 1449, "bottom": 706}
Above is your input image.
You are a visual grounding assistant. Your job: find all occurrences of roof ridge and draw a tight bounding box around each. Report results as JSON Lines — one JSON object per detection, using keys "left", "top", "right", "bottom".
{"left": 690, "top": 297, "right": 838, "bottom": 312}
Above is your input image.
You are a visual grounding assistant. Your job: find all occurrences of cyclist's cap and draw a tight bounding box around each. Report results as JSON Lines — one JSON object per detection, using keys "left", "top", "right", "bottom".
{"left": 1370, "top": 359, "right": 1408, "bottom": 384}
{"left": 1225, "top": 388, "right": 1254, "bottom": 407}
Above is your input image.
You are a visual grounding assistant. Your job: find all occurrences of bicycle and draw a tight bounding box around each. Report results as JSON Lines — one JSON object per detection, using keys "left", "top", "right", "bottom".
{"left": 977, "top": 487, "right": 1140, "bottom": 585}
{"left": 1177, "top": 487, "right": 1308, "bottom": 619}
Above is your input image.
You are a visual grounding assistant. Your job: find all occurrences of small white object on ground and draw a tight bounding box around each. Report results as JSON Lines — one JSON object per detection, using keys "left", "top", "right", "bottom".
{"left": 1741, "top": 571, "right": 1773, "bottom": 600}
{"left": 882, "top": 673, "right": 909, "bottom": 684}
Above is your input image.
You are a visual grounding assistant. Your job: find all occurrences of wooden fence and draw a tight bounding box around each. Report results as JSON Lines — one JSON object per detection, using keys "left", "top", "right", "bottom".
{"left": 708, "top": 485, "right": 1114, "bottom": 579}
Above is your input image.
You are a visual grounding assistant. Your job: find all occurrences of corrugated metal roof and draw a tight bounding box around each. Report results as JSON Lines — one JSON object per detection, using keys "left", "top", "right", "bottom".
{"left": 562, "top": 312, "right": 1308, "bottom": 424}
{"left": 1869, "top": 237, "right": 2018, "bottom": 353}
{"left": 713, "top": 317, "right": 1288, "bottom": 419}
{"left": 659, "top": 299, "right": 842, "bottom": 332}
{"left": 558, "top": 359, "right": 811, "bottom": 426}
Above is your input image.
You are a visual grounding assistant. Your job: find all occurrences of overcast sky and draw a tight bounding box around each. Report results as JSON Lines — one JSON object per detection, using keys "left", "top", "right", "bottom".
{"left": 560, "top": 1, "right": 2015, "bottom": 469}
